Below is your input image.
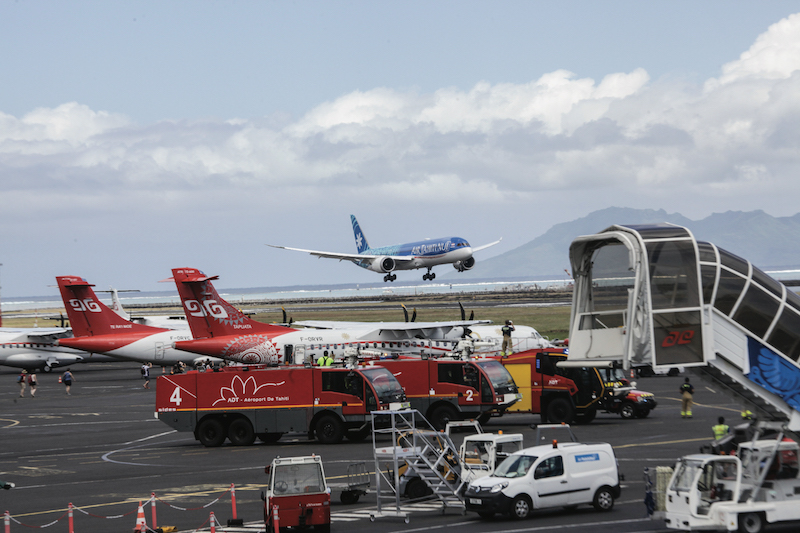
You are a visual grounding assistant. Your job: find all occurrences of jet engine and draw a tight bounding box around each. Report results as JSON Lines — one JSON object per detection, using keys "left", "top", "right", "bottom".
{"left": 453, "top": 256, "right": 475, "bottom": 272}
{"left": 370, "top": 256, "right": 396, "bottom": 273}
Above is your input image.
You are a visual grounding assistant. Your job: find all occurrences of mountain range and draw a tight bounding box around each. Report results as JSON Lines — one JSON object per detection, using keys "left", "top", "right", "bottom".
{"left": 455, "top": 207, "right": 800, "bottom": 280}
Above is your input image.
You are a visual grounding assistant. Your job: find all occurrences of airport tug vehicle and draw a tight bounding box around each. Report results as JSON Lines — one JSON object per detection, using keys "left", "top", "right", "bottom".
{"left": 262, "top": 455, "right": 331, "bottom": 533}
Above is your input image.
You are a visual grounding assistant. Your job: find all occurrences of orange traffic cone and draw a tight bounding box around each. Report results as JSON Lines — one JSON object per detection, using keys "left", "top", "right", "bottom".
{"left": 133, "top": 501, "right": 147, "bottom": 532}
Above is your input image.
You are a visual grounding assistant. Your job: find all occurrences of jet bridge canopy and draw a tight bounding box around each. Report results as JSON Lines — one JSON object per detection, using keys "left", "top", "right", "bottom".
{"left": 569, "top": 223, "right": 800, "bottom": 428}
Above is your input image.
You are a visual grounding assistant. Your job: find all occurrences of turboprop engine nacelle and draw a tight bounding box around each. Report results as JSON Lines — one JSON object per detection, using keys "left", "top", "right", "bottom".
{"left": 453, "top": 256, "right": 475, "bottom": 272}
{"left": 369, "top": 256, "right": 396, "bottom": 273}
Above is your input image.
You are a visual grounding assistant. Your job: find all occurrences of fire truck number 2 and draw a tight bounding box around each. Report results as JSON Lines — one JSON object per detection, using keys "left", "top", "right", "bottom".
{"left": 662, "top": 330, "right": 695, "bottom": 348}
{"left": 466, "top": 390, "right": 473, "bottom": 401}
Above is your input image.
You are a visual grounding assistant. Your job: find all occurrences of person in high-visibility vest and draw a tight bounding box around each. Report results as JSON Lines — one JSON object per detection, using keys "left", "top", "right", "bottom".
{"left": 317, "top": 350, "right": 334, "bottom": 366}
{"left": 680, "top": 377, "right": 694, "bottom": 418}
{"left": 712, "top": 416, "right": 730, "bottom": 440}
{"left": 501, "top": 320, "right": 515, "bottom": 356}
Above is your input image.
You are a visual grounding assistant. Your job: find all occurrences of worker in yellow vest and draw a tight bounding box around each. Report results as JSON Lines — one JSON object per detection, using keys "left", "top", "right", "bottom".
{"left": 712, "top": 416, "right": 730, "bottom": 440}
{"left": 317, "top": 350, "right": 334, "bottom": 366}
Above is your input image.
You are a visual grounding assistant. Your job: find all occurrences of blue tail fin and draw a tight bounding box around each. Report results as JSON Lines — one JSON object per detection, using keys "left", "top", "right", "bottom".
{"left": 351, "top": 215, "right": 370, "bottom": 253}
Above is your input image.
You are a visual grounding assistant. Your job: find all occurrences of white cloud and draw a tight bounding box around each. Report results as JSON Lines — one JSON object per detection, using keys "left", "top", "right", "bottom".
{"left": 3, "top": 13, "right": 800, "bottom": 269}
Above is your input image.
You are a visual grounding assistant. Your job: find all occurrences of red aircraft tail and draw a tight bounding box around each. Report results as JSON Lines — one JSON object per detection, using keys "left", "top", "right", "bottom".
{"left": 170, "top": 268, "right": 294, "bottom": 339}
{"left": 56, "top": 276, "right": 165, "bottom": 337}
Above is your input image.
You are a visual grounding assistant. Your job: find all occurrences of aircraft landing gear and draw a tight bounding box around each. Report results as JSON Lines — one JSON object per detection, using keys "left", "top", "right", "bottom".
{"left": 422, "top": 269, "right": 436, "bottom": 281}
{"left": 383, "top": 273, "right": 397, "bottom": 282}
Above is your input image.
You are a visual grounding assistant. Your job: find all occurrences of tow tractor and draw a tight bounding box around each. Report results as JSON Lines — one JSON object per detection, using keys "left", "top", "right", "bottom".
{"left": 662, "top": 422, "right": 800, "bottom": 533}
{"left": 262, "top": 455, "right": 331, "bottom": 533}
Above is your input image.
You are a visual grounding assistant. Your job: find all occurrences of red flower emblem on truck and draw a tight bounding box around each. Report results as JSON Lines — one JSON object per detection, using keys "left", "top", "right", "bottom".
{"left": 212, "top": 375, "right": 286, "bottom": 406}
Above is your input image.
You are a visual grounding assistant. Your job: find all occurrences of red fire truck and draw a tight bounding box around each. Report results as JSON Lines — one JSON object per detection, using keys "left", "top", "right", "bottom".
{"left": 155, "top": 364, "right": 407, "bottom": 446}
{"left": 490, "top": 349, "right": 657, "bottom": 424}
{"left": 372, "top": 357, "right": 522, "bottom": 430}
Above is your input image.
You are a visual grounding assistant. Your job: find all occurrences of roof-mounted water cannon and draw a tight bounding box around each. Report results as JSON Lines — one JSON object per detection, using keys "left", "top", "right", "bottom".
{"left": 448, "top": 338, "right": 497, "bottom": 360}
{"left": 343, "top": 346, "right": 399, "bottom": 368}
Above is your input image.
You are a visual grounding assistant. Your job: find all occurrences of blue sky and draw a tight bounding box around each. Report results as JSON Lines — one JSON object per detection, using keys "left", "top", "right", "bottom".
{"left": 3, "top": 1, "right": 800, "bottom": 297}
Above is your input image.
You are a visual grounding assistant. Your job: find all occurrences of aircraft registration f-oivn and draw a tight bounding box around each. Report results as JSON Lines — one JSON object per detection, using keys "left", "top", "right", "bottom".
{"left": 268, "top": 215, "right": 501, "bottom": 282}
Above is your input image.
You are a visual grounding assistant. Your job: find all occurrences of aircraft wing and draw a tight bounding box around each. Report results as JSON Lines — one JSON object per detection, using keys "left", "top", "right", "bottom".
{"left": 266, "top": 244, "right": 416, "bottom": 264}
{"left": 294, "top": 319, "right": 491, "bottom": 340}
{"left": 471, "top": 237, "right": 502, "bottom": 253}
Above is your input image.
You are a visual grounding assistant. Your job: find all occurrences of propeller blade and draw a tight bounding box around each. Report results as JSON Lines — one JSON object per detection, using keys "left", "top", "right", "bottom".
{"left": 411, "top": 308, "right": 417, "bottom": 322}
{"left": 402, "top": 304, "right": 409, "bottom": 322}
{"left": 469, "top": 310, "right": 474, "bottom": 321}
{"left": 459, "top": 302, "right": 466, "bottom": 321}
{"left": 282, "top": 307, "right": 288, "bottom": 324}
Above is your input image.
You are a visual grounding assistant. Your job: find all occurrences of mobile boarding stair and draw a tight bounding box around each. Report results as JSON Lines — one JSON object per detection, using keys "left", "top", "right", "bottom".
{"left": 567, "top": 223, "right": 800, "bottom": 438}
{"left": 369, "top": 409, "right": 466, "bottom": 523}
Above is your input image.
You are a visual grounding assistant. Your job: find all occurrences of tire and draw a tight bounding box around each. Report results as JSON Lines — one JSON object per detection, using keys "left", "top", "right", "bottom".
{"left": 315, "top": 414, "right": 344, "bottom": 444}
{"left": 593, "top": 485, "right": 615, "bottom": 511}
{"left": 258, "top": 432, "right": 283, "bottom": 444}
{"left": 476, "top": 412, "right": 492, "bottom": 426}
{"left": 738, "top": 512, "right": 764, "bottom": 533}
{"left": 405, "top": 477, "right": 433, "bottom": 500}
{"left": 345, "top": 427, "right": 370, "bottom": 442}
{"left": 228, "top": 418, "right": 255, "bottom": 446}
{"left": 428, "top": 404, "right": 459, "bottom": 431}
{"left": 545, "top": 397, "right": 574, "bottom": 424}
{"left": 575, "top": 406, "right": 597, "bottom": 424}
{"left": 340, "top": 491, "right": 360, "bottom": 505}
{"left": 197, "top": 418, "right": 226, "bottom": 447}
{"left": 620, "top": 401, "right": 636, "bottom": 419}
{"left": 509, "top": 494, "right": 531, "bottom": 520}
{"left": 314, "top": 523, "right": 331, "bottom": 533}
{"left": 636, "top": 408, "right": 651, "bottom": 419}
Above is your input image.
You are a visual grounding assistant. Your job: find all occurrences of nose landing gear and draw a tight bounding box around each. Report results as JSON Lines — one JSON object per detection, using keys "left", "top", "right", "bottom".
{"left": 383, "top": 273, "right": 397, "bottom": 282}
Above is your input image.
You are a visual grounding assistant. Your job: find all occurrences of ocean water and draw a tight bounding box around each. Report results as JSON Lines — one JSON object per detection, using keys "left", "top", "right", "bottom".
{"left": 1, "top": 277, "right": 574, "bottom": 313}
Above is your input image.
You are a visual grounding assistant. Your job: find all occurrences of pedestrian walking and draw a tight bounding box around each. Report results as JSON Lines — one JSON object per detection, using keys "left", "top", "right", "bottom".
{"left": 62, "top": 368, "right": 74, "bottom": 395}
{"left": 27, "top": 371, "right": 38, "bottom": 398}
{"left": 141, "top": 363, "right": 152, "bottom": 389}
{"left": 680, "top": 377, "right": 694, "bottom": 418}
{"left": 17, "top": 370, "right": 27, "bottom": 398}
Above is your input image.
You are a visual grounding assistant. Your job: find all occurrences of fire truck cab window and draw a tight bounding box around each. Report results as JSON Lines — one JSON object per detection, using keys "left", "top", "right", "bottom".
{"left": 322, "top": 371, "right": 363, "bottom": 399}
{"left": 438, "top": 363, "right": 465, "bottom": 385}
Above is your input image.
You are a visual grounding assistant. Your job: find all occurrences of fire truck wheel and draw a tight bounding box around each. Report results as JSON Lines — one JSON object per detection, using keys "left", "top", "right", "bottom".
{"left": 620, "top": 401, "right": 636, "bottom": 419}
{"left": 738, "top": 512, "right": 764, "bottom": 533}
{"left": 197, "top": 418, "right": 226, "bottom": 447}
{"left": 313, "top": 524, "right": 331, "bottom": 533}
{"left": 258, "top": 432, "right": 283, "bottom": 444}
{"left": 636, "top": 408, "right": 650, "bottom": 419}
{"left": 429, "top": 404, "right": 459, "bottom": 431}
{"left": 545, "top": 398, "right": 574, "bottom": 424}
{"left": 228, "top": 418, "right": 256, "bottom": 446}
{"left": 315, "top": 414, "right": 344, "bottom": 444}
{"left": 575, "top": 406, "right": 597, "bottom": 424}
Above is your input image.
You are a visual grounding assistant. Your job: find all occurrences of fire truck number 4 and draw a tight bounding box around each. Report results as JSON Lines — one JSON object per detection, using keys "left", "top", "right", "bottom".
{"left": 170, "top": 387, "right": 182, "bottom": 406}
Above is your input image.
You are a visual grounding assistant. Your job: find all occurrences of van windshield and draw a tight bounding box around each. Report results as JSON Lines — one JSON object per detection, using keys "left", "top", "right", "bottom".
{"left": 494, "top": 454, "right": 537, "bottom": 478}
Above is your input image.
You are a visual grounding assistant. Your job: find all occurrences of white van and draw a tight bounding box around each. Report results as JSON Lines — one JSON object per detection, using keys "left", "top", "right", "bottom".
{"left": 464, "top": 441, "right": 620, "bottom": 519}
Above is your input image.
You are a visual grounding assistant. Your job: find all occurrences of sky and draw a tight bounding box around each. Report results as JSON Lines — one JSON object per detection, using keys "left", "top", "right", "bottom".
{"left": 3, "top": 1, "right": 800, "bottom": 298}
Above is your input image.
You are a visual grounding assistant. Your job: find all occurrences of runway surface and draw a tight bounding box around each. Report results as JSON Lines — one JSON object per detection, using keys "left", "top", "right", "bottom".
{"left": 2, "top": 362, "right": 798, "bottom": 533}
